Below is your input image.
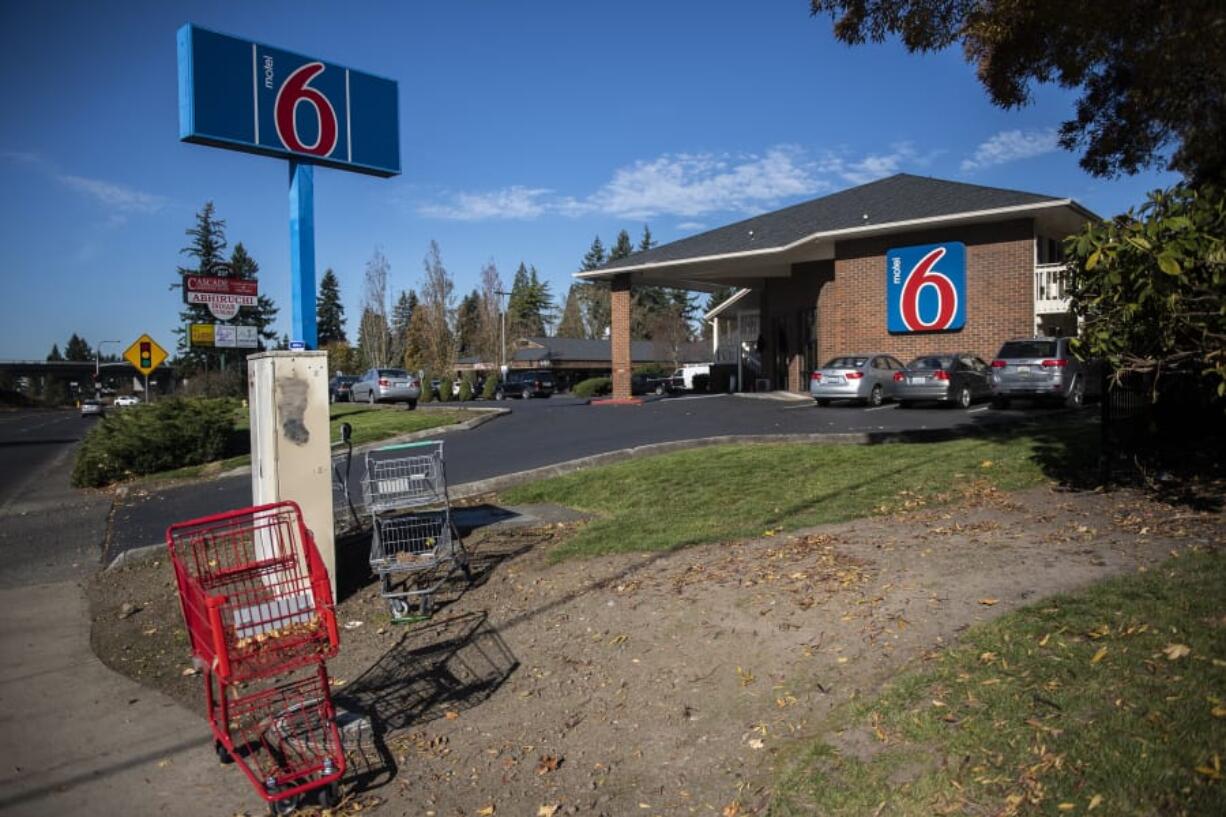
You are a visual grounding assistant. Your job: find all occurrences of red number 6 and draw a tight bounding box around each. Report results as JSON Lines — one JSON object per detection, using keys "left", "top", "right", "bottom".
{"left": 900, "top": 247, "right": 958, "bottom": 331}
{"left": 274, "top": 62, "right": 338, "bottom": 157}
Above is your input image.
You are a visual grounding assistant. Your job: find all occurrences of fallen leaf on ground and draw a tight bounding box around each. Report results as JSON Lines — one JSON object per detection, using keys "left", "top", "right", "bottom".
{"left": 537, "top": 805, "right": 558, "bottom": 817}
{"left": 444, "top": 710, "right": 460, "bottom": 720}
{"left": 1057, "top": 804, "right": 1074, "bottom": 812}
{"left": 1195, "top": 753, "right": 1221, "bottom": 780}
{"left": 978, "top": 598, "right": 999, "bottom": 606}
{"left": 723, "top": 802, "right": 741, "bottom": 817}
{"left": 1091, "top": 646, "right": 1108, "bottom": 664}
{"left": 748, "top": 738, "right": 765, "bottom": 750}
{"left": 1088, "top": 794, "right": 1103, "bottom": 811}
{"left": 477, "top": 806, "right": 495, "bottom": 816}
{"left": 1162, "top": 643, "right": 1191, "bottom": 660}
{"left": 343, "top": 620, "right": 364, "bottom": 630}
{"left": 536, "top": 755, "right": 560, "bottom": 775}
{"left": 1211, "top": 704, "right": 1226, "bottom": 718}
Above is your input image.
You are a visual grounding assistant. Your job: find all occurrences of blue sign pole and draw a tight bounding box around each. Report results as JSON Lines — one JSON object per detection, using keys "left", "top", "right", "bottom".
{"left": 289, "top": 160, "right": 318, "bottom": 349}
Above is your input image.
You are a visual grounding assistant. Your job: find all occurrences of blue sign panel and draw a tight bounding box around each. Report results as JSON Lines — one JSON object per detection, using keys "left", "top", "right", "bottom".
{"left": 886, "top": 241, "right": 967, "bottom": 333}
{"left": 177, "top": 25, "right": 400, "bottom": 177}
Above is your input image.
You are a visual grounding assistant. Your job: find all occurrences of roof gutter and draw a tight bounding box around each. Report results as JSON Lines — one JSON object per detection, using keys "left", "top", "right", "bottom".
{"left": 575, "top": 198, "right": 1095, "bottom": 280}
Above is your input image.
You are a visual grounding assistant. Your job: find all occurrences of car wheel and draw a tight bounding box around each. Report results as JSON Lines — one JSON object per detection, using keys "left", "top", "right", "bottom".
{"left": 867, "top": 385, "right": 883, "bottom": 407}
{"left": 956, "top": 386, "right": 972, "bottom": 409}
{"left": 407, "top": 399, "right": 417, "bottom": 411}
{"left": 655, "top": 384, "right": 665, "bottom": 395}
{"left": 495, "top": 390, "right": 505, "bottom": 401}
{"left": 1064, "top": 377, "right": 1084, "bottom": 409}
{"left": 991, "top": 397, "right": 1010, "bottom": 410}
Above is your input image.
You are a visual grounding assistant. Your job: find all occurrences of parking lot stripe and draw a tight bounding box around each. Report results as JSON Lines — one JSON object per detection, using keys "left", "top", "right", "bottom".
{"left": 967, "top": 405, "right": 990, "bottom": 413}
{"left": 864, "top": 404, "right": 897, "bottom": 412}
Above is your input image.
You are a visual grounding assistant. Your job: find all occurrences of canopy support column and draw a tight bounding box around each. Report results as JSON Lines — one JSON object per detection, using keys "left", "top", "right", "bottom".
{"left": 611, "top": 274, "right": 631, "bottom": 400}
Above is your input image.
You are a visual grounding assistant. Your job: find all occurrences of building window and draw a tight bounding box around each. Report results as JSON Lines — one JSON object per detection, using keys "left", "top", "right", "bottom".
{"left": 1037, "top": 235, "right": 1065, "bottom": 265}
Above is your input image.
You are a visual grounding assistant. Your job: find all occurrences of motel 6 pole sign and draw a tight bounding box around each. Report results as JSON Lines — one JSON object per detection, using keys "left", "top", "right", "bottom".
{"left": 177, "top": 24, "right": 400, "bottom": 347}
{"left": 886, "top": 242, "right": 967, "bottom": 334}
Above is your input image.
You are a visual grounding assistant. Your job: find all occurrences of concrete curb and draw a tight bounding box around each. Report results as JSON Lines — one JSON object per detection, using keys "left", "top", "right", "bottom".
{"left": 733, "top": 391, "right": 813, "bottom": 402}
{"left": 215, "top": 407, "right": 509, "bottom": 478}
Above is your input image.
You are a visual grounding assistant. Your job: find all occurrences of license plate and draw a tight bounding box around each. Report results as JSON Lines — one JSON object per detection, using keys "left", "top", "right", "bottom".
{"left": 1016, "top": 366, "right": 1030, "bottom": 375}
{"left": 394, "top": 381, "right": 408, "bottom": 387}
{"left": 829, "top": 376, "right": 843, "bottom": 384}
{"left": 910, "top": 377, "right": 924, "bottom": 385}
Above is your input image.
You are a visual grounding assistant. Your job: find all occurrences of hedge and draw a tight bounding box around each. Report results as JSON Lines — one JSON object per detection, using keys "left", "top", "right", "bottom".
{"left": 72, "top": 397, "right": 240, "bottom": 487}
{"left": 572, "top": 377, "right": 612, "bottom": 399}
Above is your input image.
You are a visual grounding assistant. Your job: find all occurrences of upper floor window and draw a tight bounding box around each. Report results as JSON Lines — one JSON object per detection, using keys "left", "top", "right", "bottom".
{"left": 1037, "top": 235, "right": 1065, "bottom": 265}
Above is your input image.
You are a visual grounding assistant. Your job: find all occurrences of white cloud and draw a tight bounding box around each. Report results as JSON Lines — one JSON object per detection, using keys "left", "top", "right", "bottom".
{"left": 418, "top": 145, "right": 828, "bottom": 222}
{"left": 416, "top": 185, "right": 552, "bottom": 221}
{"left": 676, "top": 221, "right": 707, "bottom": 231}
{"left": 56, "top": 174, "right": 166, "bottom": 213}
{"left": 816, "top": 143, "right": 930, "bottom": 186}
{"left": 961, "top": 129, "right": 1059, "bottom": 172}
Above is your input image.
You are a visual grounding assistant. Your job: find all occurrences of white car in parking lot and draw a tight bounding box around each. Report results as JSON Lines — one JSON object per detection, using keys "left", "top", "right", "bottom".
{"left": 114, "top": 395, "right": 141, "bottom": 407}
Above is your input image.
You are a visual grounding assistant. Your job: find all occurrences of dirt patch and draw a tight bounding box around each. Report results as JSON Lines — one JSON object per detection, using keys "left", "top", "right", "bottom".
{"left": 87, "top": 486, "right": 1223, "bottom": 816}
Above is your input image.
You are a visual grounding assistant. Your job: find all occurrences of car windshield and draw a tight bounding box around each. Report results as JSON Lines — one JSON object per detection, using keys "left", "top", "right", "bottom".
{"left": 908, "top": 356, "right": 955, "bottom": 370}
{"left": 825, "top": 357, "right": 868, "bottom": 369}
{"left": 377, "top": 369, "right": 408, "bottom": 378}
{"left": 998, "top": 340, "right": 1057, "bottom": 358}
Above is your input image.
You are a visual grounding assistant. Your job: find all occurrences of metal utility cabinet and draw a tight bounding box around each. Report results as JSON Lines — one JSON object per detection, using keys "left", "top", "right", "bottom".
{"left": 247, "top": 350, "right": 336, "bottom": 595}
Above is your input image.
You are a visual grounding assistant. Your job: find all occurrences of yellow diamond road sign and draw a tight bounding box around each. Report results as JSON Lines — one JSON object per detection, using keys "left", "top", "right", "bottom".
{"left": 124, "top": 334, "right": 168, "bottom": 377}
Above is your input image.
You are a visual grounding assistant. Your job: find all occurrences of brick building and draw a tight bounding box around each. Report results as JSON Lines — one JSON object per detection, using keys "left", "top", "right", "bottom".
{"left": 579, "top": 174, "right": 1093, "bottom": 397}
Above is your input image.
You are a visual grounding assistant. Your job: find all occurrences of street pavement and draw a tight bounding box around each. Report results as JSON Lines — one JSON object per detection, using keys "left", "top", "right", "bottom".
{"left": 108, "top": 393, "right": 1039, "bottom": 558}
{"left": 0, "top": 409, "right": 246, "bottom": 817}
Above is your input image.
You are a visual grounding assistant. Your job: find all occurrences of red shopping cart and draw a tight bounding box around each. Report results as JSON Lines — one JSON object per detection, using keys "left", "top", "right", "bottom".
{"left": 168, "top": 501, "right": 345, "bottom": 814}
{"left": 167, "top": 501, "right": 340, "bottom": 682}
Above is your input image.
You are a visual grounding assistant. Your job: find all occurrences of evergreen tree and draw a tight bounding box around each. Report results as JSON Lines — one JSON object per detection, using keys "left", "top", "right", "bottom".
{"left": 174, "top": 202, "right": 229, "bottom": 371}
{"left": 456, "top": 289, "right": 482, "bottom": 355}
{"left": 506, "top": 262, "right": 535, "bottom": 338}
{"left": 46, "top": 343, "right": 63, "bottom": 362}
{"left": 527, "top": 266, "right": 557, "bottom": 335}
{"left": 64, "top": 333, "right": 92, "bottom": 361}
{"left": 580, "top": 235, "right": 606, "bottom": 271}
{"left": 390, "top": 289, "right": 416, "bottom": 366}
{"left": 608, "top": 229, "right": 634, "bottom": 261}
{"left": 702, "top": 285, "right": 739, "bottom": 338}
{"left": 556, "top": 285, "right": 586, "bottom": 338}
{"left": 316, "top": 269, "right": 346, "bottom": 346}
{"left": 638, "top": 224, "right": 656, "bottom": 253}
{"left": 578, "top": 235, "right": 610, "bottom": 340}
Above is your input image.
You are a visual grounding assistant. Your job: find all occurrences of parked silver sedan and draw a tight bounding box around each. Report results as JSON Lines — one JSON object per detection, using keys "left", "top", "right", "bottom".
{"left": 350, "top": 368, "right": 422, "bottom": 408}
{"left": 894, "top": 354, "right": 993, "bottom": 409}
{"left": 809, "top": 354, "right": 905, "bottom": 406}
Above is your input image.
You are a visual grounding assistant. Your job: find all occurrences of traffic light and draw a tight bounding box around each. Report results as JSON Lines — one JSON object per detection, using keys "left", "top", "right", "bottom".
{"left": 139, "top": 341, "right": 152, "bottom": 369}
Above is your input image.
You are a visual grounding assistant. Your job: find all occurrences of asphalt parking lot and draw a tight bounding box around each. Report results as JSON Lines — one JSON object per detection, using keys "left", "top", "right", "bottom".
{"left": 105, "top": 392, "right": 1057, "bottom": 557}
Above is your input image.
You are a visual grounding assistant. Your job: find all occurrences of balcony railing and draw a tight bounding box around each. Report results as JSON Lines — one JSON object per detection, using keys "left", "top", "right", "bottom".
{"left": 1034, "top": 263, "right": 1071, "bottom": 315}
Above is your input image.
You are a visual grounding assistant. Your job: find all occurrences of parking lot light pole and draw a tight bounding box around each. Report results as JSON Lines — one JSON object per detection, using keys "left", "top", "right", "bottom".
{"left": 95, "top": 340, "right": 120, "bottom": 399}
{"left": 495, "top": 289, "right": 511, "bottom": 375}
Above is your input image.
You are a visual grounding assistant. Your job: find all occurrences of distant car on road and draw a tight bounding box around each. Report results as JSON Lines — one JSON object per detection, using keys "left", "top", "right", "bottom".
{"left": 810, "top": 354, "right": 905, "bottom": 406}
{"left": 495, "top": 370, "right": 555, "bottom": 400}
{"left": 631, "top": 371, "right": 684, "bottom": 396}
{"left": 328, "top": 375, "right": 357, "bottom": 403}
{"left": 990, "top": 337, "right": 1098, "bottom": 409}
{"left": 113, "top": 395, "right": 141, "bottom": 407}
{"left": 80, "top": 399, "right": 105, "bottom": 418}
{"left": 893, "top": 354, "right": 993, "bottom": 409}
{"left": 350, "top": 368, "right": 421, "bottom": 408}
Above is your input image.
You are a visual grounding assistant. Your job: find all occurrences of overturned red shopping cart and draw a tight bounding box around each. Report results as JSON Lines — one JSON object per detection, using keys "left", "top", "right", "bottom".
{"left": 167, "top": 500, "right": 345, "bottom": 814}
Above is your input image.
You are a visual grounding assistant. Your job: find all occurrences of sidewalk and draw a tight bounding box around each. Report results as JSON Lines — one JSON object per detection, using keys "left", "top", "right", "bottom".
{"left": 0, "top": 580, "right": 247, "bottom": 817}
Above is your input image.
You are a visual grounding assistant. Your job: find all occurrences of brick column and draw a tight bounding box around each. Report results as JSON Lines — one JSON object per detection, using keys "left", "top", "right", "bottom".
{"left": 611, "top": 274, "right": 632, "bottom": 400}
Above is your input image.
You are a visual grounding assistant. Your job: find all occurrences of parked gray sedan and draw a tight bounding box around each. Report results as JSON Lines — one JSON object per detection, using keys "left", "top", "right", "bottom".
{"left": 894, "top": 354, "right": 993, "bottom": 409}
{"left": 810, "top": 354, "right": 905, "bottom": 406}
{"left": 990, "top": 337, "right": 1098, "bottom": 408}
{"left": 350, "top": 368, "right": 421, "bottom": 408}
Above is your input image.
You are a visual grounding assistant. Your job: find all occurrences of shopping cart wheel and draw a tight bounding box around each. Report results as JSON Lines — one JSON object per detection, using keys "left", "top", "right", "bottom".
{"left": 214, "top": 739, "right": 234, "bottom": 765}
{"left": 268, "top": 794, "right": 299, "bottom": 816}
{"left": 318, "top": 782, "right": 341, "bottom": 809}
{"left": 389, "top": 598, "right": 410, "bottom": 619}
{"left": 460, "top": 560, "right": 473, "bottom": 581}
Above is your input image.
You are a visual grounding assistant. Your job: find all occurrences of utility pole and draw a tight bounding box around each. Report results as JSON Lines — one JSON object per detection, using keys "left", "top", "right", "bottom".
{"left": 495, "top": 289, "right": 511, "bottom": 376}
{"left": 95, "top": 340, "right": 120, "bottom": 399}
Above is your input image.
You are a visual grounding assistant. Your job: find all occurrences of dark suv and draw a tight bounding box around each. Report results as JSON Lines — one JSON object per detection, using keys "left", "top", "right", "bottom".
{"left": 494, "top": 370, "right": 555, "bottom": 400}
{"left": 990, "top": 337, "right": 1100, "bottom": 408}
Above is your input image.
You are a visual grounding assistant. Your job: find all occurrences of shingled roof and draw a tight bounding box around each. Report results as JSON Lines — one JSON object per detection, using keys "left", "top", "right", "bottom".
{"left": 585, "top": 174, "right": 1083, "bottom": 276}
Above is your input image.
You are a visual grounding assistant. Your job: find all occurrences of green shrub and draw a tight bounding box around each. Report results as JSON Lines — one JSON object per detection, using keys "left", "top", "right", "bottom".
{"left": 633, "top": 363, "right": 670, "bottom": 377}
{"left": 573, "top": 377, "right": 612, "bottom": 399}
{"left": 72, "top": 397, "right": 240, "bottom": 487}
{"left": 458, "top": 373, "right": 474, "bottom": 402}
{"left": 691, "top": 373, "right": 710, "bottom": 393}
{"left": 420, "top": 370, "right": 435, "bottom": 402}
{"left": 438, "top": 377, "right": 454, "bottom": 402}
{"left": 481, "top": 373, "right": 499, "bottom": 400}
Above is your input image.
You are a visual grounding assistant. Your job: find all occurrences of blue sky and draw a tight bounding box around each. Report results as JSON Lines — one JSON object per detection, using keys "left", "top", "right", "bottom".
{"left": 0, "top": 0, "right": 1178, "bottom": 359}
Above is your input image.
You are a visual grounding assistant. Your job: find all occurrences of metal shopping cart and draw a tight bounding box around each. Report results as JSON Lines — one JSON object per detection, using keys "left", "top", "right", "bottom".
{"left": 167, "top": 501, "right": 345, "bottom": 814}
{"left": 362, "top": 440, "right": 471, "bottom": 619}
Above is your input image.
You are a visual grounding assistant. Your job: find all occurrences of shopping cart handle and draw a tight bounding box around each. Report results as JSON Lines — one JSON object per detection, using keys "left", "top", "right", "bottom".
{"left": 374, "top": 439, "right": 442, "bottom": 452}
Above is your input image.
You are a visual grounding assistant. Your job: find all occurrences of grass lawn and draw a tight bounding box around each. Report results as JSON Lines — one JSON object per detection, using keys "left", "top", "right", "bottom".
{"left": 771, "top": 548, "right": 1226, "bottom": 816}
{"left": 503, "top": 421, "right": 1094, "bottom": 561}
{"left": 145, "top": 404, "right": 471, "bottom": 482}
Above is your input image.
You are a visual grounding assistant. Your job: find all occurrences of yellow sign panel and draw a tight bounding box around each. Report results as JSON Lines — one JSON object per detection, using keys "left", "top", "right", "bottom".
{"left": 190, "top": 324, "right": 215, "bottom": 347}
{"left": 123, "top": 334, "right": 168, "bottom": 377}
